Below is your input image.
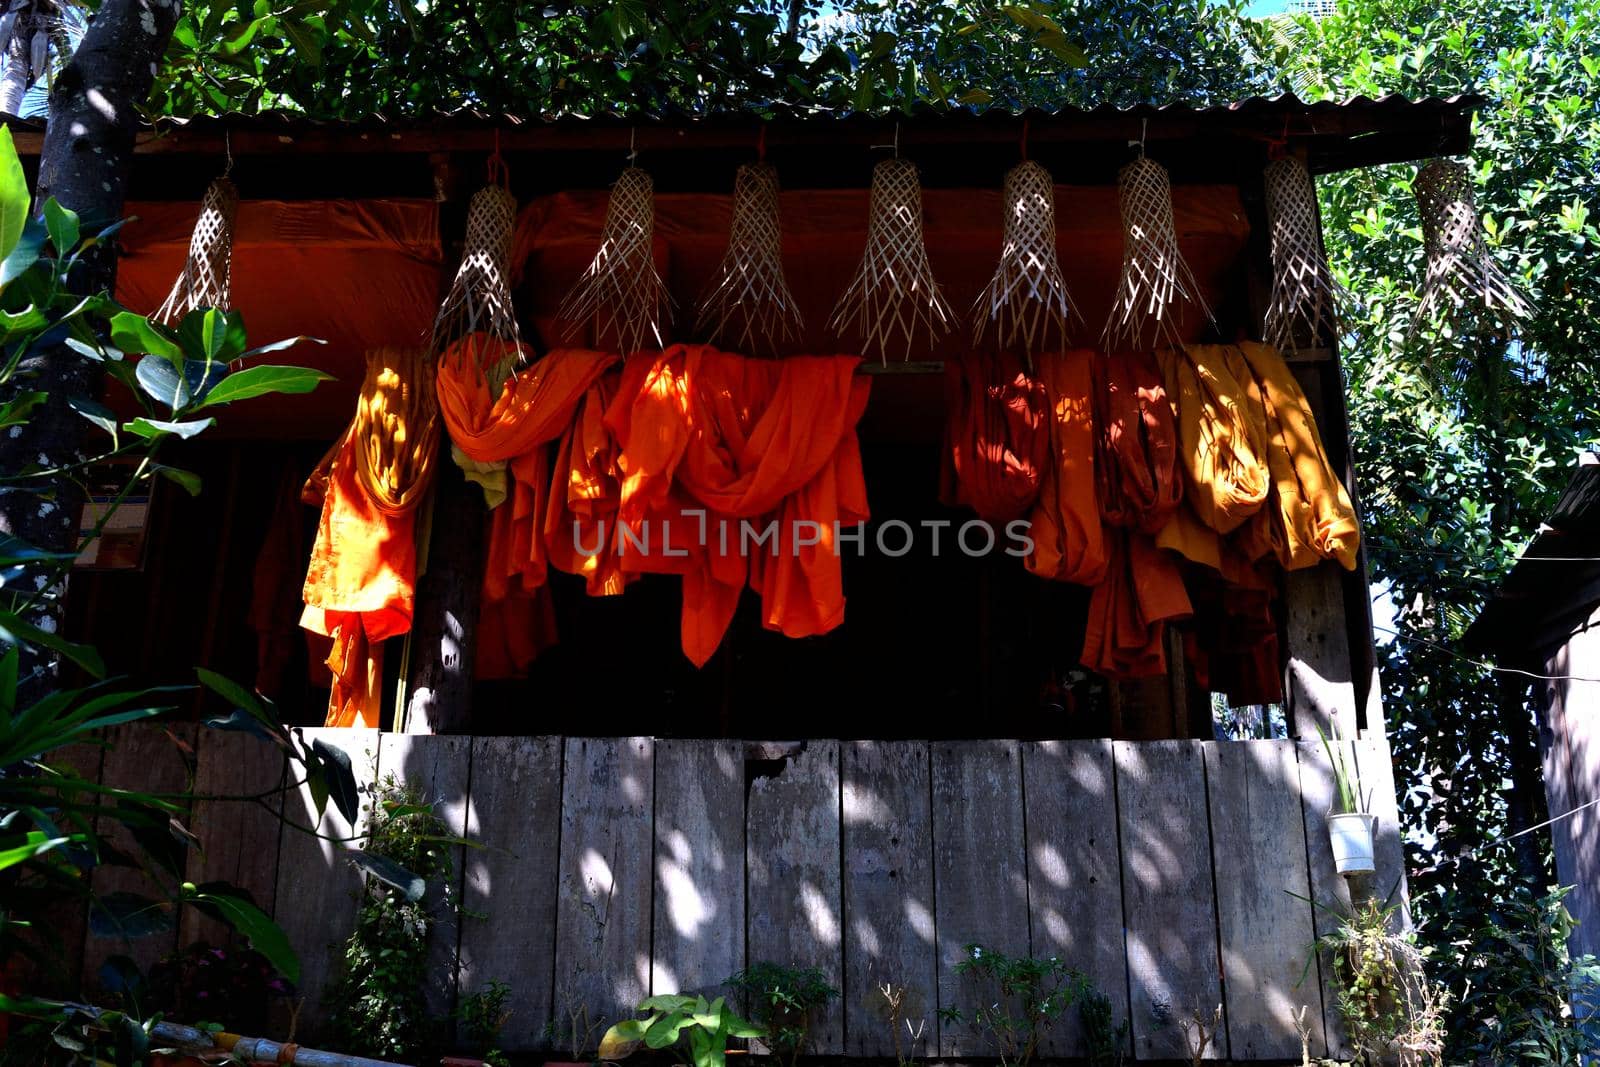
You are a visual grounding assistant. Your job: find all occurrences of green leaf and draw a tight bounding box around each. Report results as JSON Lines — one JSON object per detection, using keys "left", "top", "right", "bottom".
{"left": 0, "top": 610, "right": 106, "bottom": 678}
{"left": 0, "top": 390, "right": 45, "bottom": 429}
{"left": 312, "top": 737, "right": 359, "bottom": 823}
{"left": 239, "top": 334, "right": 323, "bottom": 360}
{"left": 0, "top": 127, "right": 28, "bottom": 264}
{"left": 0, "top": 306, "right": 46, "bottom": 341}
{"left": 42, "top": 199, "right": 79, "bottom": 256}
{"left": 88, "top": 891, "right": 174, "bottom": 939}
{"left": 281, "top": 18, "right": 323, "bottom": 65}
{"left": 346, "top": 847, "right": 426, "bottom": 901}
{"left": 196, "top": 364, "right": 333, "bottom": 407}
{"left": 124, "top": 416, "right": 216, "bottom": 440}
{"left": 66, "top": 394, "right": 118, "bottom": 436}
{"left": 153, "top": 464, "right": 202, "bottom": 496}
{"left": 111, "top": 313, "right": 183, "bottom": 364}
{"left": 0, "top": 829, "right": 71, "bottom": 870}
{"left": 185, "top": 886, "right": 300, "bottom": 984}
{"left": 0, "top": 217, "right": 46, "bottom": 286}
{"left": 176, "top": 307, "right": 247, "bottom": 364}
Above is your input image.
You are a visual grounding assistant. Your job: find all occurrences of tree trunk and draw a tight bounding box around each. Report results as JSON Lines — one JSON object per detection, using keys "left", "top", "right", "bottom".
{"left": 0, "top": 0, "right": 179, "bottom": 700}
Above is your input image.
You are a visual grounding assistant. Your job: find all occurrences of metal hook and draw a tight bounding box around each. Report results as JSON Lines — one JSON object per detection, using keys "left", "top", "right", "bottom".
{"left": 627, "top": 128, "right": 638, "bottom": 166}
{"left": 222, "top": 130, "right": 234, "bottom": 179}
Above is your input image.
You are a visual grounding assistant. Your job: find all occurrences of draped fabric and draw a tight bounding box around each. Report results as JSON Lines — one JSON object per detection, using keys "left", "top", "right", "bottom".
{"left": 1235, "top": 341, "right": 1360, "bottom": 571}
{"left": 1025, "top": 349, "right": 1108, "bottom": 586}
{"left": 1156, "top": 344, "right": 1271, "bottom": 536}
{"left": 940, "top": 350, "right": 1048, "bottom": 525}
{"left": 545, "top": 371, "right": 633, "bottom": 597}
{"left": 438, "top": 340, "right": 620, "bottom": 602}
{"left": 301, "top": 348, "right": 439, "bottom": 728}
{"left": 606, "top": 345, "right": 870, "bottom": 666}
{"left": 1081, "top": 350, "right": 1190, "bottom": 678}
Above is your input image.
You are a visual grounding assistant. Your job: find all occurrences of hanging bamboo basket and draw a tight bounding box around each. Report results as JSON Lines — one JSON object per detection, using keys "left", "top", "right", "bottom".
{"left": 973, "top": 159, "right": 1077, "bottom": 359}
{"left": 1262, "top": 156, "right": 1345, "bottom": 353}
{"left": 696, "top": 162, "right": 801, "bottom": 355}
{"left": 434, "top": 183, "right": 523, "bottom": 386}
{"left": 156, "top": 177, "right": 239, "bottom": 323}
{"left": 1412, "top": 158, "right": 1529, "bottom": 329}
{"left": 559, "top": 166, "right": 672, "bottom": 356}
{"left": 1102, "top": 155, "right": 1209, "bottom": 351}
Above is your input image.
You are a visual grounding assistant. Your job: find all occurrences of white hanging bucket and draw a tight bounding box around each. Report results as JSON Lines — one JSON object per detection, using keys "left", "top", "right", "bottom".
{"left": 1328, "top": 812, "right": 1377, "bottom": 875}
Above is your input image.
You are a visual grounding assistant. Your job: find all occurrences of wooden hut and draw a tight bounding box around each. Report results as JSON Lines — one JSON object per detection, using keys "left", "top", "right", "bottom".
{"left": 13, "top": 94, "right": 1476, "bottom": 1063}
{"left": 1468, "top": 453, "right": 1600, "bottom": 968}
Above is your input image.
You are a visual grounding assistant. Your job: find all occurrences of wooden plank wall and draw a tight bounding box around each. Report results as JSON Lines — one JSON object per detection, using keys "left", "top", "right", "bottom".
{"left": 63, "top": 730, "right": 1393, "bottom": 1063}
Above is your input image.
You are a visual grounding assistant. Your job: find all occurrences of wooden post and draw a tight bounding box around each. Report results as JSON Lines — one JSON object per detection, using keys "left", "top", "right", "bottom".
{"left": 404, "top": 154, "right": 485, "bottom": 735}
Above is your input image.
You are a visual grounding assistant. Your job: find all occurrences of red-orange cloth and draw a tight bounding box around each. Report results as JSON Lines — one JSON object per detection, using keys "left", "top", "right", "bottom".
{"left": 437, "top": 341, "right": 619, "bottom": 603}
{"left": 940, "top": 350, "right": 1048, "bottom": 524}
{"left": 606, "top": 345, "right": 871, "bottom": 666}
{"left": 545, "top": 370, "right": 633, "bottom": 597}
{"left": 300, "top": 427, "right": 414, "bottom": 728}
{"left": 1025, "top": 349, "right": 1107, "bottom": 586}
{"left": 1081, "top": 529, "right": 1193, "bottom": 678}
{"left": 1095, "top": 351, "right": 1182, "bottom": 534}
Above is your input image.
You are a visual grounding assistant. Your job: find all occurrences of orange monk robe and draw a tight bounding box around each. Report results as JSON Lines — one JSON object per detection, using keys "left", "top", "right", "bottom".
{"left": 607, "top": 345, "right": 870, "bottom": 666}
{"left": 940, "top": 350, "right": 1048, "bottom": 524}
{"left": 437, "top": 343, "right": 619, "bottom": 600}
{"left": 545, "top": 371, "right": 634, "bottom": 597}
{"left": 1095, "top": 350, "right": 1182, "bottom": 534}
{"left": 300, "top": 428, "right": 413, "bottom": 728}
{"left": 1025, "top": 349, "right": 1108, "bottom": 586}
{"left": 1081, "top": 529, "right": 1193, "bottom": 678}
{"left": 1235, "top": 342, "right": 1360, "bottom": 571}
{"left": 1156, "top": 344, "right": 1271, "bottom": 537}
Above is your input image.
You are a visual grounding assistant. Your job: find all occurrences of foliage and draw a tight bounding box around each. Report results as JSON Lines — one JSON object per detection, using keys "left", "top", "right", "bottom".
{"left": 1262, "top": 0, "right": 1600, "bottom": 1058}
{"left": 599, "top": 993, "right": 764, "bottom": 1067}
{"left": 1456, "top": 884, "right": 1600, "bottom": 1063}
{"left": 1315, "top": 721, "right": 1367, "bottom": 815}
{"left": 874, "top": 981, "right": 927, "bottom": 1067}
{"left": 326, "top": 776, "right": 454, "bottom": 1064}
{"left": 724, "top": 961, "right": 838, "bottom": 1067}
{"left": 457, "top": 979, "right": 513, "bottom": 1067}
{"left": 142, "top": 0, "right": 1268, "bottom": 120}
{"left": 147, "top": 940, "right": 295, "bottom": 1036}
{"left": 1078, "top": 984, "right": 1127, "bottom": 1067}
{"left": 934, "top": 944, "right": 1090, "bottom": 1067}
{"left": 1319, "top": 898, "right": 1447, "bottom": 1067}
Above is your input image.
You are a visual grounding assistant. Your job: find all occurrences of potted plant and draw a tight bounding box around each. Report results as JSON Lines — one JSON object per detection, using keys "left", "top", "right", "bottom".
{"left": 1318, "top": 723, "right": 1376, "bottom": 875}
{"left": 599, "top": 993, "right": 764, "bottom": 1067}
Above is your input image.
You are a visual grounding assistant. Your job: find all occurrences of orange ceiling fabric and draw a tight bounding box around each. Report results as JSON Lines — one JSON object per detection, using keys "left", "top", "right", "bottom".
{"left": 605, "top": 345, "right": 870, "bottom": 666}
{"left": 115, "top": 199, "right": 442, "bottom": 438}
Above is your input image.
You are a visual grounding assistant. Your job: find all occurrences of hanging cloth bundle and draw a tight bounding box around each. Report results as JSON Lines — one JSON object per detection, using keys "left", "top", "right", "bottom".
{"left": 1024, "top": 348, "right": 1107, "bottom": 586}
{"left": 156, "top": 177, "right": 239, "bottom": 323}
{"left": 1262, "top": 156, "right": 1345, "bottom": 353}
{"left": 973, "top": 160, "right": 1077, "bottom": 359}
{"left": 544, "top": 370, "right": 632, "bottom": 598}
{"left": 696, "top": 162, "right": 802, "bottom": 355}
{"left": 830, "top": 157, "right": 954, "bottom": 363}
{"left": 1412, "top": 158, "right": 1529, "bottom": 330}
{"left": 606, "top": 345, "right": 870, "bottom": 666}
{"left": 301, "top": 347, "right": 438, "bottom": 728}
{"left": 559, "top": 165, "right": 672, "bottom": 356}
{"left": 1103, "top": 155, "right": 1210, "bottom": 351}
{"left": 939, "top": 350, "right": 1048, "bottom": 525}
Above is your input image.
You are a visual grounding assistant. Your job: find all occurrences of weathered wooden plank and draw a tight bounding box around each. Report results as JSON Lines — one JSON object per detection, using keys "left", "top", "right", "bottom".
{"left": 1206, "top": 741, "right": 1319, "bottom": 1060}
{"left": 84, "top": 724, "right": 197, "bottom": 989}
{"left": 273, "top": 727, "right": 380, "bottom": 1040}
{"left": 1285, "top": 563, "right": 1359, "bottom": 741}
{"left": 180, "top": 730, "right": 286, "bottom": 950}
{"left": 1354, "top": 736, "right": 1412, "bottom": 929}
{"left": 1022, "top": 740, "right": 1130, "bottom": 1059}
{"left": 1298, "top": 740, "right": 1355, "bottom": 1060}
{"left": 652, "top": 739, "right": 744, "bottom": 998}
{"left": 746, "top": 740, "right": 844, "bottom": 1054}
{"left": 1114, "top": 739, "right": 1225, "bottom": 1061}
{"left": 379, "top": 733, "right": 473, "bottom": 1024}
{"left": 931, "top": 740, "right": 1029, "bottom": 1058}
{"left": 841, "top": 741, "right": 935, "bottom": 1059}
{"left": 457, "top": 736, "right": 563, "bottom": 1052}
{"left": 1541, "top": 643, "right": 1590, "bottom": 962}
{"left": 553, "top": 737, "right": 654, "bottom": 1042}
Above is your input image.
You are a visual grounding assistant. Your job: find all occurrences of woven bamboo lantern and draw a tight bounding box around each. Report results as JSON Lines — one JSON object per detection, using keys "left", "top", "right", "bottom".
{"left": 1412, "top": 158, "right": 1529, "bottom": 327}
{"left": 1263, "top": 156, "right": 1345, "bottom": 352}
{"left": 1102, "top": 155, "right": 1209, "bottom": 351}
{"left": 156, "top": 177, "right": 238, "bottom": 323}
{"left": 434, "top": 183, "right": 523, "bottom": 387}
{"left": 696, "top": 162, "right": 801, "bottom": 355}
{"left": 973, "top": 160, "right": 1077, "bottom": 359}
{"left": 830, "top": 157, "right": 953, "bottom": 363}
{"left": 559, "top": 166, "right": 671, "bottom": 356}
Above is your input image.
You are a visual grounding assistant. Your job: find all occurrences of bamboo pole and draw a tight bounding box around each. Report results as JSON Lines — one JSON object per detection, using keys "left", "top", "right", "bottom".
{"left": 50, "top": 1004, "right": 412, "bottom": 1067}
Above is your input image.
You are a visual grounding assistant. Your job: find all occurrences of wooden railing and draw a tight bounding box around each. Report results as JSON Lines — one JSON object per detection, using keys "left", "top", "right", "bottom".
{"left": 67, "top": 729, "right": 1409, "bottom": 1062}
